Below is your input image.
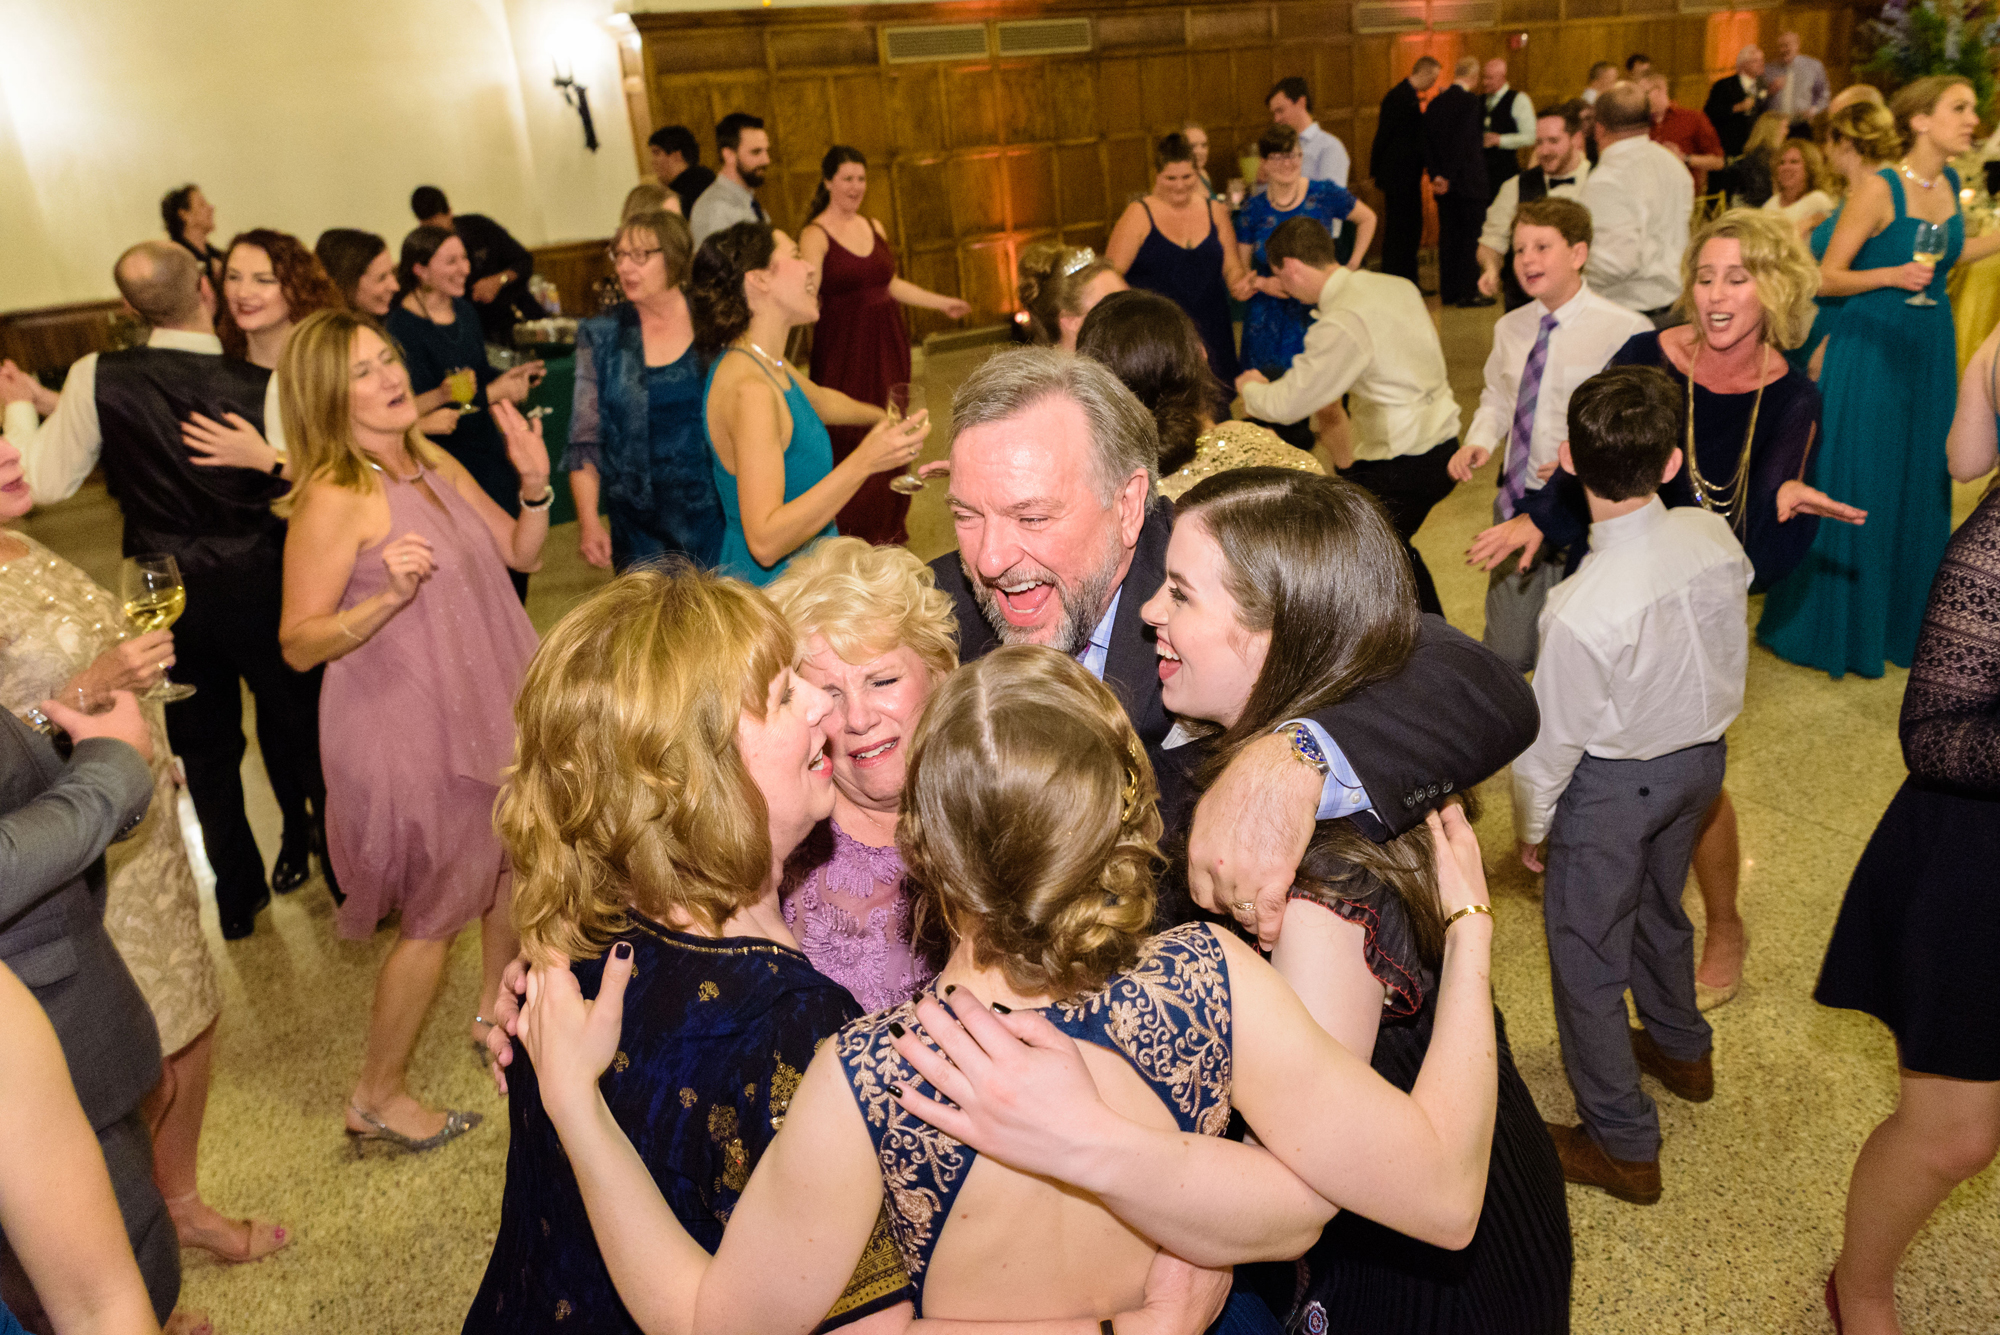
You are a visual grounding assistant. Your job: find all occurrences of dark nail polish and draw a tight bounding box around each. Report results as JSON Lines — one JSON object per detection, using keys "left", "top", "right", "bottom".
{"left": 887, "top": 1082, "right": 903, "bottom": 1097}
{"left": 889, "top": 1021, "right": 906, "bottom": 1038}
{"left": 992, "top": 1003, "right": 1012, "bottom": 1014}
{"left": 613, "top": 941, "right": 632, "bottom": 960}
{"left": 944, "top": 984, "right": 957, "bottom": 996}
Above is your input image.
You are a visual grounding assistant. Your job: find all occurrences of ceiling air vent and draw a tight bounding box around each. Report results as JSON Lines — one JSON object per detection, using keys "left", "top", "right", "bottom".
{"left": 883, "top": 23, "right": 991, "bottom": 64}
{"left": 995, "top": 17, "right": 1092, "bottom": 57}
{"left": 1353, "top": 1, "right": 1427, "bottom": 34}
{"left": 1429, "top": 0, "right": 1499, "bottom": 28}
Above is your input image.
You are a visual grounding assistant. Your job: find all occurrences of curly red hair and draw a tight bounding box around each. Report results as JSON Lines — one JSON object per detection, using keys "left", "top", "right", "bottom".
{"left": 215, "top": 229, "right": 343, "bottom": 361}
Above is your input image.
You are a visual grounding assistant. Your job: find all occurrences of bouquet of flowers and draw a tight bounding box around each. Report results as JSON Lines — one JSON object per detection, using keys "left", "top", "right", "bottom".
{"left": 1860, "top": 0, "right": 2000, "bottom": 116}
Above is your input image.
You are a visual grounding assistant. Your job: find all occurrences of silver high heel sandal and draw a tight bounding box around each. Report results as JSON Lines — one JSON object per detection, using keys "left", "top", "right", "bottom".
{"left": 345, "top": 1102, "right": 483, "bottom": 1158}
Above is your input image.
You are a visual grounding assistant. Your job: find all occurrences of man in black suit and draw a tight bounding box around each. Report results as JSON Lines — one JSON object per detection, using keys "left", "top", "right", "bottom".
{"left": 1371, "top": 55, "right": 1442, "bottom": 285}
{"left": 929, "top": 349, "right": 1539, "bottom": 941}
{"left": 0, "top": 695, "right": 177, "bottom": 1327}
{"left": 411, "top": 185, "right": 544, "bottom": 342}
{"left": 1424, "top": 57, "right": 1493, "bottom": 308}
{"left": 1703, "top": 46, "right": 1769, "bottom": 160}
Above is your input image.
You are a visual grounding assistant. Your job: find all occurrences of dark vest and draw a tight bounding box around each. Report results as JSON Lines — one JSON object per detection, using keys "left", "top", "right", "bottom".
{"left": 1484, "top": 90, "right": 1523, "bottom": 188}
{"left": 92, "top": 346, "right": 288, "bottom": 574}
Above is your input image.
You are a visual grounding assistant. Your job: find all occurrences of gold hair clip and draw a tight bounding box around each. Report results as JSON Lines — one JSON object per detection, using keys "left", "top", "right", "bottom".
{"left": 1058, "top": 247, "right": 1098, "bottom": 278}
{"left": 1118, "top": 736, "right": 1144, "bottom": 825}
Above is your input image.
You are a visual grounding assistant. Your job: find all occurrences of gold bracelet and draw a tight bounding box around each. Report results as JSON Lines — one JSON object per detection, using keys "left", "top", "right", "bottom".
{"left": 335, "top": 614, "right": 364, "bottom": 646}
{"left": 1445, "top": 903, "right": 1493, "bottom": 930}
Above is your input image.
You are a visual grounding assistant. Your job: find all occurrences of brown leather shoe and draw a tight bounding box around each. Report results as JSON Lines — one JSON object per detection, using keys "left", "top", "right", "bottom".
{"left": 1630, "top": 1027, "right": 1714, "bottom": 1102}
{"left": 1545, "top": 1122, "right": 1661, "bottom": 1204}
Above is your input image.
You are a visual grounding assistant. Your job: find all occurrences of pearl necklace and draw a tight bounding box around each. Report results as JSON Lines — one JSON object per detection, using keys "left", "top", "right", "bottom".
{"left": 1899, "top": 158, "right": 1940, "bottom": 191}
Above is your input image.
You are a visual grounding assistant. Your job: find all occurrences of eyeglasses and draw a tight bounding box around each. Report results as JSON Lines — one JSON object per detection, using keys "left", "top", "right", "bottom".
{"left": 1265, "top": 151, "right": 1302, "bottom": 163}
{"left": 608, "top": 246, "right": 663, "bottom": 266}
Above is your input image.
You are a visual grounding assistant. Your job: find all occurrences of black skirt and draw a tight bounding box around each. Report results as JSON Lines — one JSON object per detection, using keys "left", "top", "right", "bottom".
{"left": 1815, "top": 779, "right": 2000, "bottom": 1081}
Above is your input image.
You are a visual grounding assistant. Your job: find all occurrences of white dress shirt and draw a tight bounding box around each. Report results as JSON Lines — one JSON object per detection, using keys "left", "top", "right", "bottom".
{"left": 1465, "top": 284, "right": 1651, "bottom": 489}
{"left": 1478, "top": 159, "right": 1592, "bottom": 259}
{"left": 1764, "top": 188, "right": 1836, "bottom": 225}
{"left": 1485, "top": 87, "right": 1536, "bottom": 152}
{"left": 0, "top": 328, "right": 292, "bottom": 504}
{"left": 1581, "top": 87, "right": 1601, "bottom": 106}
{"left": 1511, "top": 498, "right": 1752, "bottom": 843}
{"left": 1768, "top": 55, "right": 1830, "bottom": 119}
{"left": 1240, "top": 267, "right": 1460, "bottom": 460}
{"left": 1580, "top": 136, "right": 1693, "bottom": 314}
{"left": 1298, "top": 121, "right": 1350, "bottom": 188}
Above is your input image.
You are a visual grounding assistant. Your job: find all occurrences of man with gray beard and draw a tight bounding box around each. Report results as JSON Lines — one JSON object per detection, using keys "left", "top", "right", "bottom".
{"left": 929, "top": 349, "right": 1537, "bottom": 939}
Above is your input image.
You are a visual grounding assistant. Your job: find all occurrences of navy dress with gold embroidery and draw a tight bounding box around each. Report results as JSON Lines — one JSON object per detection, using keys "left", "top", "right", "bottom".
{"left": 463, "top": 914, "right": 913, "bottom": 1333}
{"left": 835, "top": 923, "right": 1234, "bottom": 1311}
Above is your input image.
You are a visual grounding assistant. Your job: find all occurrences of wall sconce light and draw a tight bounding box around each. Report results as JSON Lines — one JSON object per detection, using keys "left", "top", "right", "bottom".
{"left": 553, "top": 62, "right": 599, "bottom": 152}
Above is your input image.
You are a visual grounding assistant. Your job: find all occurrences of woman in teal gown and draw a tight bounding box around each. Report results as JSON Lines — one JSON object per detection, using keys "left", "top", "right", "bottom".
{"left": 688, "top": 222, "right": 927, "bottom": 585}
{"left": 1760, "top": 77, "right": 2000, "bottom": 677}
{"left": 1784, "top": 101, "right": 1901, "bottom": 378}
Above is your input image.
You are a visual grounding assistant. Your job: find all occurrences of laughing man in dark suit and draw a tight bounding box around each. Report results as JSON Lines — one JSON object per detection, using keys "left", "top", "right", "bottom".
{"left": 928, "top": 348, "right": 1538, "bottom": 940}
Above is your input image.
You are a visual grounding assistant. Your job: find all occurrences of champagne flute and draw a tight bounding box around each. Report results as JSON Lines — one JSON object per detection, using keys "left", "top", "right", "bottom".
{"left": 120, "top": 554, "right": 195, "bottom": 703}
{"left": 1908, "top": 221, "right": 1946, "bottom": 307}
{"left": 886, "top": 383, "right": 931, "bottom": 496}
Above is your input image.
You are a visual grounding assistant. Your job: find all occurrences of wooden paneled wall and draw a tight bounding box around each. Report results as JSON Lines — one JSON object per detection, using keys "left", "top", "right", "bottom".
{"left": 0, "top": 301, "right": 138, "bottom": 382}
{"left": 632, "top": 0, "right": 1855, "bottom": 336}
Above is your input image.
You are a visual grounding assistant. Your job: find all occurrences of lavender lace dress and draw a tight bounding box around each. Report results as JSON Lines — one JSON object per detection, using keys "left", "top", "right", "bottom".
{"left": 781, "top": 818, "right": 933, "bottom": 1013}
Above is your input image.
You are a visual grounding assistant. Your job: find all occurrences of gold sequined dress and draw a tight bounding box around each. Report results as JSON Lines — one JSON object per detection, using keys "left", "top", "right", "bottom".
{"left": 1156, "top": 418, "right": 1323, "bottom": 501}
{"left": 0, "top": 534, "right": 220, "bottom": 1053}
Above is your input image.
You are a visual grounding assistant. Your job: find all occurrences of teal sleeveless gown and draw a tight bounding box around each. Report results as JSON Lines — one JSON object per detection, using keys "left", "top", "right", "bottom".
{"left": 1784, "top": 208, "right": 1845, "bottom": 377}
{"left": 705, "top": 348, "right": 839, "bottom": 586}
{"left": 1758, "top": 168, "right": 1962, "bottom": 678}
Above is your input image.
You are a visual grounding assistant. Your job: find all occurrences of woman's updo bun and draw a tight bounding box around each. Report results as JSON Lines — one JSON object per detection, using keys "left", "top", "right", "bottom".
{"left": 899, "top": 646, "right": 1160, "bottom": 1001}
{"left": 689, "top": 221, "right": 776, "bottom": 352}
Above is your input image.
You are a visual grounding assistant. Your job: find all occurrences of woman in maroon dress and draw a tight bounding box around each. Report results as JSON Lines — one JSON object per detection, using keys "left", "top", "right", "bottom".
{"left": 801, "top": 146, "right": 970, "bottom": 545}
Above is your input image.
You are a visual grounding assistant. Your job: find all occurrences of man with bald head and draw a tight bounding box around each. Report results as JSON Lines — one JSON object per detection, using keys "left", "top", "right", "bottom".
{"left": 1579, "top": 82, "right": 1692, "bottom": 324}
{"left": 1480, "top": 57, "right": 1536, "bottom": 193}
{"left": 0, "top": 240, "right": 328, "bottom": 939}
{"left": 1704, "top": 45, "right": 1770, "bottom": 159}
{"left": 930, "top": 348, "right": 1538, "bottom": 938}
{"left": 1767, "top": 31, "right": 1830, "bottom": 124}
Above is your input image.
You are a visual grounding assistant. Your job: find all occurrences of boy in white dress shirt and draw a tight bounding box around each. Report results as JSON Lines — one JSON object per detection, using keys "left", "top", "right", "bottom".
{"left": 1451, "top": 198, "right": 1651, "bottom": 671}
{"left": 1512, "top": 365, "right": 1752, "bottom": 1206}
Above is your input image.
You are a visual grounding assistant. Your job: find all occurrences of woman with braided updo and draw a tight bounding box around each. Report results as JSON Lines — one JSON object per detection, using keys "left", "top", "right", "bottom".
{"left": 517, "top": 641, "right": 1503, "bottom": 1335}
{"left": 1015, "top": 241, "right": 1128, "bottom": 350}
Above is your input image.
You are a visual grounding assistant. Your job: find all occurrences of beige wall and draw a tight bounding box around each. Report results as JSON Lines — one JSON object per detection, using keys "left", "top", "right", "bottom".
{"left": 0, "top": 0, "right": 639, "bottom": 311}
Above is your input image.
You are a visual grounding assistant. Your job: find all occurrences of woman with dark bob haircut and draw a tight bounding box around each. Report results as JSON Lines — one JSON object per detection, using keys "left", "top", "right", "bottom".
{"left": 1076, "top": 289, "right": 1320, "bottom": 499}
{"left": 313, "top": 227, "right": 399, "bottom": 319}
{"left": 689, "top": 221, "right": 927, "bottom": 585}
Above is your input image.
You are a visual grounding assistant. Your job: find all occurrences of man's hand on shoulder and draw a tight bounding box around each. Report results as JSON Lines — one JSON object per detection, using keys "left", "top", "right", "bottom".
{"left": 1186, "top": 732, "right": 1320, "bottom": 950}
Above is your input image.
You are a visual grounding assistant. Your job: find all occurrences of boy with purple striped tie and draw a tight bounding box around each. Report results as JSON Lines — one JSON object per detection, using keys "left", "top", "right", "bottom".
{"left": 1451, "top": 198, "right": 1650, "bottom": 670}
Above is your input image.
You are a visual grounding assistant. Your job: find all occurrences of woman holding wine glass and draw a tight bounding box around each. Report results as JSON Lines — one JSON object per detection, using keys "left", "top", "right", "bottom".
{"left": 692, "top": 222, "right": 927, "bottom": 586}
{"left": 1760, "top": 75, "right": 2000, "bottom": 680}
{"left": 382, "top": 226, "right": 546, "bottom": 599}
{"left": 276, "top": 308, "right": 547, "bottom": 1154}
{"left": 801, "top": 146, "right": 970, "bottom": 545}
{"left": 0, "top": 438, "right": 291, "bottom": 1276}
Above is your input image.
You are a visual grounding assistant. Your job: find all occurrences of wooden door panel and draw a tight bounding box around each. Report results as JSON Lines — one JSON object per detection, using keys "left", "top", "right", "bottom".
{"left": 1007, "top": 147, "right": 1060, "bottom": 232}
{"left": 949, "top": 154, "right": 1010, "bottom": 237}
{"left": 1101, "top": 58, "right": 1146, "bottom": 136}
{"left": 1140, "top": 54, "right": 1191, "bottom": 131}
{"left": 1050, "top": 59, "right": 1100, "bottom": 140}
{"left": 833, "top": 74, "right": 893, "bottom": 154}
{"left": 1056, "top": 142, "right": 1109, "bottom": 226}
{"left": 998, "top": 63, "right": 1056, "bottom": 143}
{"left": 896, "top": 158, "right": 957, "bottom": 245}
{"left": 889, "top": 72, "right": 949, "bottom": 155}
{"left": 946, "top": 65, "right": 1002, "bottom": 149}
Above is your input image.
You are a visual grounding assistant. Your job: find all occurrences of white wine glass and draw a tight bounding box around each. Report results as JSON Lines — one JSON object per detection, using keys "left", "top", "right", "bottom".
{"left": 886, "top": 382, "right": 931, "bottom": 496}
{"left": 120, "top": 554, "right": 195, "bottom": 703}
{"left": 1908, "top": 221, "right": 1946, "bottom": 307}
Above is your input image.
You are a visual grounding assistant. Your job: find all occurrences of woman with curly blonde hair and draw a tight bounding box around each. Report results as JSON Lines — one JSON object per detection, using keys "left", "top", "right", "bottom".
{"left": 769, "top": 537, "right": 957, "bottom": 1010}
{"left": 468, "top": 565, "right": 909, "bottom": 1335}
{"left": 1478, "top": 207, "right": 1866, "bottom": 1007}
{"left": 516, "top": 642, "right": 1506, "bottom": 1335}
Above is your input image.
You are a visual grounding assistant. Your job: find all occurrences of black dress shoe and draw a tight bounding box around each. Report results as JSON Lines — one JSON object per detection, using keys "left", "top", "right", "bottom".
{"left": 272, "top": 831, "right": 311, "bottom": 894}
{"left": 220, "top": 889, "right": 271, "bottom": 941}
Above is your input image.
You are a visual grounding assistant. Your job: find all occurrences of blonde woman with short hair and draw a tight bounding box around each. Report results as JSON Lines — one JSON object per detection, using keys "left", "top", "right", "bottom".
{"left": 768, "top": 537, "right": 957, "bottom": 1009}
{"left": 276, "top": 307, "right": 547, "bottom": 1154}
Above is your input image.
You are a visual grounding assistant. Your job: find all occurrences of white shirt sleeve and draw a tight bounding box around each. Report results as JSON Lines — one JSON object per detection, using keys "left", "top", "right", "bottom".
{"left": 1511, "top": 615, "right": 1616, "bottom": 845}
{"left": 1497, "top": 92, "right": 1536, "bottom": 151}
{"left": 1465, "top": 326, "right": 1518, "bottom": 455}
{"left": 10, "top": 353, "right": 105, "bottom": 504}
{"left": 1479, "top": 176, "right": 1522, "bottom": 257}
{"left": 1241, "top": 310, "right": 1372, "bottom": 426}
{"left": 1582, "top": 175, "right": 1644, "bottom": 294}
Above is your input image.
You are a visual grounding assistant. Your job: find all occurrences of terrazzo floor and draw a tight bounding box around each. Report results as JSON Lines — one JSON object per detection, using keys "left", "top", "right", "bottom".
{"left": 18, "top": 296, "right": 1998, "bottom": 1334}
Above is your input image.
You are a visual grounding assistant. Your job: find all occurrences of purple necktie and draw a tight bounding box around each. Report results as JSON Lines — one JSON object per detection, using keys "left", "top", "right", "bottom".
{"left": 1500, "top": 312, "right": 1559, "bottom": 519}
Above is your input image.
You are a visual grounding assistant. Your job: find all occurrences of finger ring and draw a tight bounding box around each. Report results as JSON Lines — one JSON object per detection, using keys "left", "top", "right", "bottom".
{"left": 1231, "top": 900, "right": 1254, "bottom": 912}
{"left": 158, "top": 661, "right": 170, "bottom": 674}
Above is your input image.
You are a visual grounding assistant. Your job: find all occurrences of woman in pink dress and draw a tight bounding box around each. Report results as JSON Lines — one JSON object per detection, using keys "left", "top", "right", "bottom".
{"left": 767, "top": 536, "right": 957, "bottom": 1010}
{"left": 276, "top": 309, "right": 548, "bottom": 1154}
{"left": 800, "top": 147, "right": 970, "bottom": 545}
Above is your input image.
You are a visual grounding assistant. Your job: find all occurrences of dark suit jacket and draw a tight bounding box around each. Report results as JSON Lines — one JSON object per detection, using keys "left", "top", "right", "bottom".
{"left": 1422, "top": 84, "right": 1490, "bottom": 204}
{"left": 1703, "top": 76, "right": 1768, "bottom": 159}
{"left": 1372, "top": 81, "right": 1428, "bottom": 188}
{"left": 929, "top": 501, "right": 1540, "bottom": 846}
{"left": 0, "top": 716, "right": 162, "bottom": 1131}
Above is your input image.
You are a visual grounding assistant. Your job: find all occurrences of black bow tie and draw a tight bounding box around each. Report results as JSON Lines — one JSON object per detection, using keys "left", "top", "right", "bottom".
{"left": 1546, "top": 176, "right": 1576, "bottom": 187}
